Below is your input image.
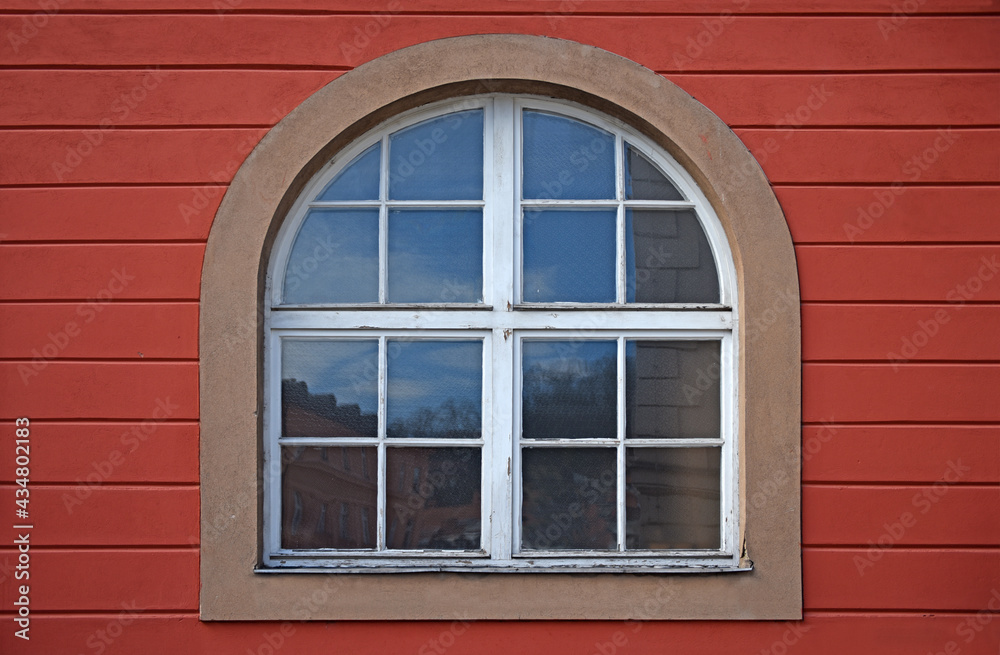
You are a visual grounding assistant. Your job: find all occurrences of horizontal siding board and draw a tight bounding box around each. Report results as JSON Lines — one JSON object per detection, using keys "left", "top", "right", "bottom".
{"left": 802, "top": 305, "right": 1000, "bottom": 361}
{"left": 0, "top": 549, "right": 198, "bottom": 611}
{"left": 803, "top": 363, "right": 1000, "bottom": 423}
{"left": 779, "top": 186, "right": 1000, "bottom": 244}
{"left": 0, "top": 361, "right": 199, "bottom": 420}
{"left": 803, "top": 548, "right": 1000, "bottom": 611}
{"left": 736, "top": 128, "right": 999, "bottom": 184}
{"left": 0, "top": 129, "right": 267, "bottom": 186}
{"left": 0, "top": 423, "right": 198, "bottom": 483}
{"left": 1, "top": 16, "right": 997, "bottom": 71}
{"left": 1, "top": 128, "right": 994, "bottom": 185}
{"left": 1, "top": 1, "right": 997, "bottom": 12}
{"left": 2, "top": 615, "right": 998, "bottom": 655}
{"left": 0, "top": 187, "right": 217, "bottom": 240}
{"left": 797, "top": 246, "right": 1000, "bottom": 302}
{"left": 2, "top": 72, "right": 997, "bottom": 128}
{"left": 803, "top": 486, "right": 1000, "bottom": 546}
{"left": 0, "top": 487, "right": 199, "bottom": 546}
{"left": 0, "top": 244, "right": 204, "bottom": 300}
{"left": 0, "top": 303, "right": 198, "bottom": 359}
{"left": 802, "top": 426, "right": 1000, "bottom": 483}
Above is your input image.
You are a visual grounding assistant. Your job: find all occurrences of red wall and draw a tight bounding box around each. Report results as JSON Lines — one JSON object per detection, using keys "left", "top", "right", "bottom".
{"left": 1, "top": 1, "right": 999, "bottom": 653}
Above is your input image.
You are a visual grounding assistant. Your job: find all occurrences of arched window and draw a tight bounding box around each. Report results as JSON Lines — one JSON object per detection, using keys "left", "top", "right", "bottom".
{"left": 199, "top": 35, "right": 800, "bottom": 620}
{"left": 264, "top": 96, "right": 738, "bottom": 570}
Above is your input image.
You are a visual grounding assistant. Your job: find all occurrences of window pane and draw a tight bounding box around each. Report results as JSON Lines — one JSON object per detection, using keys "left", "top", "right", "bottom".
{"left": 625, "top": 143, "right": 683, "bottom": 201}
{"left": 626, "top": 209, "right": 720, "bottom": 303}
{"left": 316, "top": 142, "right": 381, "bottom": 201}
{"left": 283, "top": 208, "right": 379, "bottom": 304}
{"left": 521, "top": 448, "right": 617, "bottom": 550}
{"left": 522, "top": 111, "right": 615, "bottom": 200}
{"left": 281, "top": 446, "right": 377, "bottom": 549}
{"left": 282, "top": 340, "right": 378, "bottom": 438}
{"left": 388, "top": 110, "right": 483, "bottom": 200}
{"left": 386, "top": 340, "right": 482, "bottom": 439}
{"left": 625, "top": 341, "right": 720, "bottom": 439}
{"left": 386, "top": 447, "right": 481, "bottom": 549}
{"left": 523, "top": 209, "right": 616, "bottom": 303}
{"left": 522, "top": 340, "right": 617, "bottom": 439}
{"left": 387, "top": 209, "right": 484, "bottom": 303}
{"left": 626, "top": 447, "right": 721, "bottom": 549}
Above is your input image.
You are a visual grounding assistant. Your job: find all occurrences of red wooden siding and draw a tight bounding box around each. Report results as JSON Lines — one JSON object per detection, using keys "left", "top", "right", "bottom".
{"left": 1, "top": 1, "right": 998, "bottom": 653}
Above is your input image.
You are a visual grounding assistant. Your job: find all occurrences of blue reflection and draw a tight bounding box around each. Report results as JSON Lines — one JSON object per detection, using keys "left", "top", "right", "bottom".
{"left": 316, "top": 142, "right": 381, "bottom": 201}
{"left": 522, "top": 111, "right": 615, "bottom": 200}
{"left": 283, "top": 209, "right": 379, "bottom": 304}
{"left": 523, "top": 209, "right": 616, "bottom": 303}
{"left": 388, "top": 209, "right": 483, "bottom": 303}
{"left": 389, "top": 110, "right": 484, "bottom": 200}
{"left": 386, "top": 341, "right": 483, "bottom": 439}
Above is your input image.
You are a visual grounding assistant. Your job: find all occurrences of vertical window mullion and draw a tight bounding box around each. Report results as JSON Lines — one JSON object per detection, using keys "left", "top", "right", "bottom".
{"left": 615, "top": 133, "right": 626, "bottom": 304}
{"left": 376, "top": 336, "right": 387, "bottom": 550}
{"left": 616, "top": 336, "right": 627, "bottom": 551}
{"left": 378, "top": 134, "right": 389, "bottom": 304}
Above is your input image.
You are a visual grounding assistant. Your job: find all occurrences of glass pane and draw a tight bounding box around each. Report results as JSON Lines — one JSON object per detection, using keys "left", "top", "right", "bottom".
{"left": 523, "top": 209, "right": 616, "bottom": 303}
{"left": 316, "top": 142, "right": 381, "bottom": 201}
{"left": 521, "top": 448, "right": 617, "bottom": 550}
{"left": 522, "top": 340, "right": 617, "bottom": 439}
{"left": 386, "top": 340, "right": 482, "bottom": 439}
{"left": 281, "top": 446, "right": 377, "bottom": 549}
{"left": 626, "top": 209, "right": 720, "bottom": 303}
{"left": 387, "top": 209, "right": 483, "bottom": 303}
{"left": 282, "top": 209, "right": 379, "bottom": 304}
{"left": 625, "top": 143, "right": 683, "bottom": 201}
{"left": 626, "top": 447, "right": 720, "bottom": 549}
{"left": 386, "top": 447, "right": 481, "bottom": 549}
{"left": 282, "top": 340, "right": 378, "bottom": 438}
{"left": 522, "top": 111, "right": 615, "bottom": 200}
{"left": 626, "top": 341, "right": 720, "bottom": 439}
{"left": 388, "top": 110, "right": 483, "bottom": 200}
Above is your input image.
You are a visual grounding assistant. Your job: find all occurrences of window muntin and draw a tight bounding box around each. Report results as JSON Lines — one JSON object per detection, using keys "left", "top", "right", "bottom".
{"left": 265, "top": 95, "right": 738, "bottom": 571}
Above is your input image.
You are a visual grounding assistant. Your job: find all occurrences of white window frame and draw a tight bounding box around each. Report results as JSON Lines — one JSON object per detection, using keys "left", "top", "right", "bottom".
{"left": 262, "top": 95, "right": 740, "bottom": 572}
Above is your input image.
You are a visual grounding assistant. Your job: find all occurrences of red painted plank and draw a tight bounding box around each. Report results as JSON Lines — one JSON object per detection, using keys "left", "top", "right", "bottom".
{"left": 3, "top": 72, "right": 997, "bottom": 128}
{"left": 803, "top": 363, "right": 1000, "bottom": 423}
{"left": 0, "top": 129, "right": 267, "bottom": 186}
{"left": 797, "top": 246, "right": 1000, "bottom": 302}
{"left": 0, "top": 0, "right": 996, "bottom": 13}
{"left": 802, "top": 426, "right": 1000, "bottom": 483}
{"left": 779, "top": 186, "right": 1000, "bottom": 244}
{"left": 803, "top": 305, "right": 1000, "bottom": 361}
{"left": 803, "top": 548, "right": 1000, "bottom": 610}
{"left": 0, "top": 488, "right": 199, "bottom": 546}
{"left": 673, "top": 73, "right": 1000, "bottom": 127}
{"left": 3, "top": 614, "right": 999, "bottom": 655}
{"left": 0, "top": 362, "right": 199, "bottom": 419}
{"left": 1, "top": 16, "right": 997, "bottom": 71}
{"left": 0, "top": 70, "right": 335, "bottom": 127}
{"left": 0, "top": 303, "right": 198, "bottom": 359}
{"left": 803, "top": 486, "right": 1000, "bottom": 546}
{"left": 0, "top": 244, "right": 203, "bottom": 300}
{"left": 0, "top": 549, "right": 198, "bottom": 611}
{"left": 736, "top": 128, "right": 999, "bottom": 184}
{"left": 0, "top": 187, "right": 217, "bottom": 240}
{"left": 0, "top": 422, "right": 198, "bottom": 483}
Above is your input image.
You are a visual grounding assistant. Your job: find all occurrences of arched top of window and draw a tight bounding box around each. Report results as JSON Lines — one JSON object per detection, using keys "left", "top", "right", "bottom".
{"left": 270, "top": 96, "right": 734, "bottom": 310}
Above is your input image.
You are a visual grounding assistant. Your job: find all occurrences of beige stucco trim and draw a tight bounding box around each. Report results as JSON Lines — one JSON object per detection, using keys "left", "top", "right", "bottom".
{"left": 200, "top": 34, "right": 801, "bottom": 621}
